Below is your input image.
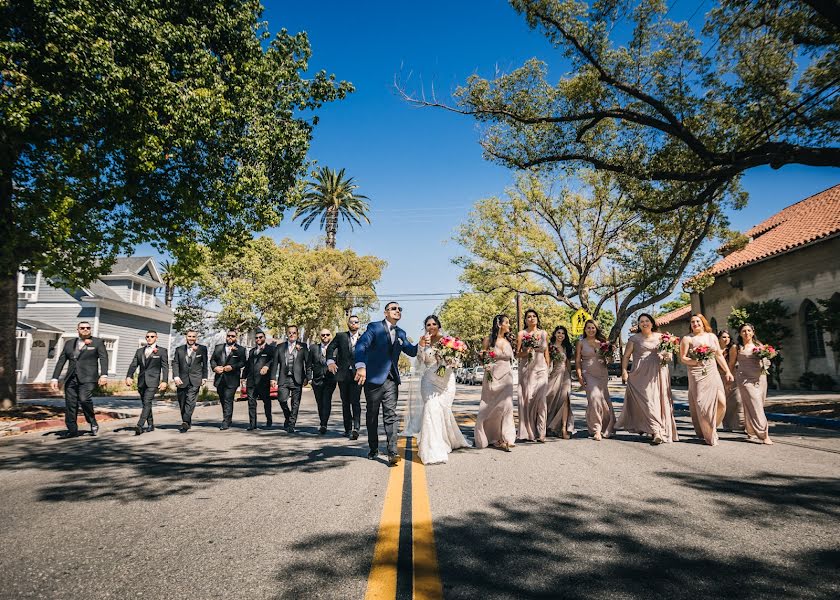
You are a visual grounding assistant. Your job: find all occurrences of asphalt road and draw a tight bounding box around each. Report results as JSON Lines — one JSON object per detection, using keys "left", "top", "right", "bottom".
{"left": 0, "top": 383, "right": 838, "bottom": 600}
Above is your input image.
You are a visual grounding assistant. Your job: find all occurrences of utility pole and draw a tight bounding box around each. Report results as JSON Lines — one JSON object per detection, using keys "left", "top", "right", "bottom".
{"left": 612, "top": 267, "right": 623, "bottom": 358}
{"left": 515, "top": 291, "right": 522, "bottom": 333}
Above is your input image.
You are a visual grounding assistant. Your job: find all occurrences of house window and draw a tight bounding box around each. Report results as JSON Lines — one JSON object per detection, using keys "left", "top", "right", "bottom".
{"left": 803, "top": 301, "right": 826, "bottom": 359}
{"left": 100, "top": 336, "right": 119, "bottom": 374}
{"left": 710, "top": 317, "right": 718, "bottom": 332}
{"left": 18, "top": 271, "right": 40, "bottom": 301}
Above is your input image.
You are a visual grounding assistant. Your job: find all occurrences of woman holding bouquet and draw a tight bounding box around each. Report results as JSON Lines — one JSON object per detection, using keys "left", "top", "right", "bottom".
{"left": 546, "top": 325, "right": 575, "bottom": 438}
{"left": 728, "top": 323, "right": 773, "bottom": 444}
{"left": 475, "top": 315, "right": 517, "bottom": 451}
{"left": 679, "top": 314, "right": 732, "bottom": 446}
{"left": 406, "top": 315, "right": 471, "bottom": 464}
{"left": 618, "top": 314, "right": 678, "bottom": 444}
{"left": 516, "top": 309, "right": 551, "bottom": 442}
{"left": 576, "top": 319, "right": 616, "bottom": 441}
{"left": 717, "top": 330, "right": 745, "bottom": 432}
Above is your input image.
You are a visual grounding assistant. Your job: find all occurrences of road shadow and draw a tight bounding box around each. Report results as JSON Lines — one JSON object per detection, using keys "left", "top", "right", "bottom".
{"left": 0, "top": 436, "right": 364, "bottom": 503}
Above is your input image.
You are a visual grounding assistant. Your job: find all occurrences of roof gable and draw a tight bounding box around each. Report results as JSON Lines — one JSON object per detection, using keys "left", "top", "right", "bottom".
{"left": 710, "top": 184, "right": 840, "bottom": 275}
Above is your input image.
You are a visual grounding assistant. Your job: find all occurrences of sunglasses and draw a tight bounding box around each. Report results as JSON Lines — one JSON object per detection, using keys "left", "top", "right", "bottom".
{"left": 145, "top": 335, "right": 156, "bottom": 339}
{"left": 320, "top": 334, "right": 331, "bottom": 337}
{"left": 388, "top": 307, "right": 402, "bottom": 312}
{"left": 78, "top": 326, "right": 91, "bottom": 330}
{"left": 349, "top": 320, "right": 360, "bottom": 324}
{"left": 255, "top": 336, "right": 265, "bottom": 340}
{"left": 226, "top": 334, "right": 237, "bottom": 338}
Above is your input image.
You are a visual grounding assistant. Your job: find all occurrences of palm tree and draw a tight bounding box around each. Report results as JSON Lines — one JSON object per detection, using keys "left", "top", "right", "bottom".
{"left": 159, "top": 260, "right": 176, "bottom": 307}
{"left": 292, "top": 167, "right": 370, "bottom": 248}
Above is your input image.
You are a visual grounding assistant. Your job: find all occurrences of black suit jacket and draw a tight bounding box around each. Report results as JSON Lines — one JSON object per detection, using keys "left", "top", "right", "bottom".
{"left": 171, "top": 344, "right": 209, "bottom": 388}
{"left": 127, "top": 346, "right": 169, "bottom": 389}
{"left": 211, "top": 343, "right": 246, "bottom": 388}
{"left": 243, "top": 343, "right": 276, "bottom": 388}
{"left": 273, "top": 341, "right": 308, "bottom": 387}
{"left": 307, "top": 343, "right": 335, "bottom": 385}
{"left": 52, "top": 337, "right": 109, "bottom": 383}
{"left": 326, "top": 331, "right": 357, "bottom": 383}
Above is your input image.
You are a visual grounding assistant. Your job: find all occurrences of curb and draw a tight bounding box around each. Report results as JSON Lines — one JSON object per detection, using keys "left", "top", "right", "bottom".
{"left": 1, "top": 409, "right": 134, "bottom": 436}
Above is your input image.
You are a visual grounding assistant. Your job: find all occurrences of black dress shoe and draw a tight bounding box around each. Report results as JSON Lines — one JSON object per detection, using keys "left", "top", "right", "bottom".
{"left": 265, "top": 420, "right": 272, "bottom": 428}
{"left": 247, "top": 425, "right": 257, "bottom": 431}
{"left": 220, "top": 423, "right": 229, "bottom": 431}
{"left": 286, "top": 425, "right": 296, "bottom": 433}
{"left": 146, "top": 424, "right": 155, "bottom": 432}
{"left": 388, "top": 453, "right": 400, "bottom": 467}
{"left": 318, "top": 426, "right": 327, "bottom": 435}
{"left": 350, "top": 429, "right": 359, "bottom": 440}
{"left": 58, "top": 431, "right": 79, "bottom": 439}
{"left": 134, "top": 426, "right": 144, "bottom": 436}
{"left": 344, "top": 431, "right": 351, "bottom": 437}
{"left": 367, "top": 449, "right": 378, "bottom": 460}
{"left": 90, "top": 424, "right": 99, "bottom": 436}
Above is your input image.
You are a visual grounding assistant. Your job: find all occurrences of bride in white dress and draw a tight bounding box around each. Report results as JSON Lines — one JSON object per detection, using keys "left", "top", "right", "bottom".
{"left": 401, "top": 315, "right": 471, "bottom": 464}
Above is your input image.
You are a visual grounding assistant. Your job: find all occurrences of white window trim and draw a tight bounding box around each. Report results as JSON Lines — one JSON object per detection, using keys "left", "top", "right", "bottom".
{"left": 99, "top": 335, "right": 119, "bottom": 375}
{"left": 17, "top": 271, "right": 41, "bottom": 301}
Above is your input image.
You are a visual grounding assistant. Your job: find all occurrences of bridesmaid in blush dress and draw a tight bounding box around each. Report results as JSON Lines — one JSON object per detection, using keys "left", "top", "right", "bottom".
{"left": 728, "top": 323, "right": 774, "bottom": 445}
{"left": 679, "top": 313, "right": 733, "bottom": 446}
{"left": 516, "top": 309, "right": 550, "bottom": 443}
{"left": 546, "top": 325, "right": 575, "bottom": 438}
{"left": 576, "top": 319, "right": 616, "bottom": 441}
{"left": 718, "top": 330, "right": 745, "bottom": 432}
{"left": 618, "top": 313, "right": 678, "bottom": 444}
{"left": 474, "top": 314, "right": 517, "bottom": 451}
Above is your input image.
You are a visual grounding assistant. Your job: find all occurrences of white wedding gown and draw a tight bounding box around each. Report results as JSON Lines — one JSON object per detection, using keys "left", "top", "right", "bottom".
{"left": 401, "top": 345, "right": 471, "bottom": 465}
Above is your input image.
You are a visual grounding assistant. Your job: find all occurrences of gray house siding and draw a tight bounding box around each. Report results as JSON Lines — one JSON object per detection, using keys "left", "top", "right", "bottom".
{"left": 31, "top": 284, "right": 79, "bottom": 303}
{"left": 99, "top": 309, "right": 173, "bottom": 379}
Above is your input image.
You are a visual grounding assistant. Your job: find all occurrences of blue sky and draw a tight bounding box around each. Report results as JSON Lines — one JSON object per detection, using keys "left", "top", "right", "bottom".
{"left": 155, "top": 1, "right": 840, "bottom": 335}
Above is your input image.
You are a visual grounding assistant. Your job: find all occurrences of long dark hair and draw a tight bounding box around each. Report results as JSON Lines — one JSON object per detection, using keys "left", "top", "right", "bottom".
{"left": 636, "top": 313, "right": 658, "bottom": 332}
{"left": 523, "top": 308, "right": 541, "bottom": 329}
{"left": 737, "top": 322, "right": 762, "bottom": 348}
{"left": 582, "top": 319, "right": 607, "bottom": 342}
{"left": 717, "top": 329, "right": 734, "bottom": 353}
{"left": 423, "top": 315, "right": 441, "bottom": 331}
{"left": 490, "top": 314, "right": 509, "bottom": 349}
{"left": 551, "top": 325, "right": 574, "bottom": 358}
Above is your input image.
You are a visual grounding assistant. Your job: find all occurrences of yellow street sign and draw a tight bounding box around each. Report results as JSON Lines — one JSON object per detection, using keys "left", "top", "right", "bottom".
{"left": 570, "top": 308, "right": 593, "bottom": 337}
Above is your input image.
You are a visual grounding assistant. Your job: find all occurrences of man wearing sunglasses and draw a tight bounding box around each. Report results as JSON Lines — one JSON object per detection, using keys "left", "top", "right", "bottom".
{"left": 354, "top": 302, "right": 428, "bottom": 465}
{"left": 50, "top": 321, "right": 109, "bottom": 438}
{"left": 327, "top": 315, "right": 363, "bottom": 439}
{"left": 172, "top": 329, "right": 209, "bottom": 432}
{"left": 307, "top": 328, "right": 337, "bottom": 434}
{"left": 270, "top": 325, "right": 309, "bottom": 433}
{"left": 243, "top": 329, "right": 276, "bottom": 430}
{"left": 211, "top": 330, "right": 246, "bottom": 430}
{"left": 125, "top": 330, "right": 169, "bottom": 435}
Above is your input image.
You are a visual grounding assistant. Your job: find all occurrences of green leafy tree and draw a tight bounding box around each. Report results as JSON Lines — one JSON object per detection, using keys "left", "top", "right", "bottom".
{"left": 455, "top": 170, "right": 722, "bottom": 341}
{"left": 292, "top": 167, "right": 371, "bottom": 248}
{"left": 727, "top": 299, "right": 793, "bottom": 388}
{"left": 815, "top": 295, "right": 840, "bottom": 354}
{"left": 659, "top": 292, "right": 691, "bottom": 315}
{"left": 1, "top": 0, "right": 352, "bottom": 406}
{"left": 405, "top": 0, "right": 838, "bottom": 212}
{"left": 187, "top": 237, "right": 385, "bottom": 339}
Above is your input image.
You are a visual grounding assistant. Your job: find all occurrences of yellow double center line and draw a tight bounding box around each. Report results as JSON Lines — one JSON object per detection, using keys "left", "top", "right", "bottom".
{"left": 365, "top": 437, "right": 443, "bottom": 600}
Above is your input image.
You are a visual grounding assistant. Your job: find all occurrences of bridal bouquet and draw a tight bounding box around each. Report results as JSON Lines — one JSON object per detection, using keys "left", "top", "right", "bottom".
{"left": 548, "top": 344, "right": 566, "bottom": 365}
{"left": 689, "top": 344, "right": 714, "bottom": 375}
{"left": 658, "top": 333, "right": 680, "bottom": 366}
{"left": 596, "top": 341, "right": 615, "bottom": 363}
{"left": 521, "top": 332, "right": 540, "bottom": 365}
{"left": 752, "top": 344, "right": 778, "bottom": 375}
{"left": 433, "top": 336, "right": 468, "bottom": 377}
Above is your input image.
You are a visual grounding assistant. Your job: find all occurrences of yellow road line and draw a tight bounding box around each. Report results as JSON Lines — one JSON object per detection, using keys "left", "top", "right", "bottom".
{"left": 410, "top": 438, "right": 444, "bottom": 600}
{"left": 365, "top": 437, "right": 407, "bottom": 600}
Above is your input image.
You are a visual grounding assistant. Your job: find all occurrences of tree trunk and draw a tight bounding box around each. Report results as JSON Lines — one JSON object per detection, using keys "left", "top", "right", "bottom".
{"left": 165, "top": 281, "right": 174, "bottom": 306}
{"left": 325, "top": 207, "right": 338, "bottom": 248}
{"left": 0, "top": 146, "right": 17, "bottom": 408}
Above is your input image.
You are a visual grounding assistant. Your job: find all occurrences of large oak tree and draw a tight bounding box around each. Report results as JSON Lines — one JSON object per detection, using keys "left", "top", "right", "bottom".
{"left": 1, "top": 0, "right": 351, "bottom": 406}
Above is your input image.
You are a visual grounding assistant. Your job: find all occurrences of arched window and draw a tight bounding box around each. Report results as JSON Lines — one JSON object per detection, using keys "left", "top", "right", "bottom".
{"left": 710, "top": 317, "right": 718, "bottom": 332}
{"left": 803, "top": 300, "right": 826, "bottom": 359}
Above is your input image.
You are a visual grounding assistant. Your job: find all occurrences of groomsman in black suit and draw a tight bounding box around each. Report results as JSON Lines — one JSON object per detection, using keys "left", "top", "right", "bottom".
{"left": 243, "top": 329, "right": 276, "bottom": 430}
{"left": 50, "top": 321, "right": 109, "bottom": 438}
{"left": 308, "top": 328, "right": 337, "bottom": 434}
{"left": 271, "top": 325, "right": 308, "bottom": 433}
{"left": 171, "top": 329, "right": 209, "bottom": 432}
{"left": 125, "top": 330, "right": 169, "bottom": 435}
{"left": 327, "top": 315, "right": 363, "bottom": 439}
{"left": 211, "top": 330, "right": 246, "bottom": 430}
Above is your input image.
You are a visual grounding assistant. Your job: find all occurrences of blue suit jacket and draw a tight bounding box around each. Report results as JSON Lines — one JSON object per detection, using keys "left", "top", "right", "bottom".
{"left": 354, "top": 320, "right": 418, "bottom": 385}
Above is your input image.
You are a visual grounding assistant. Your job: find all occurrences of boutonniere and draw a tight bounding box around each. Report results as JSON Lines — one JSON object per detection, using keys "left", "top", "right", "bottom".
{"left": 152, "top": 347, "right": 158, "bottom": 354}
{"left": 84, "top": 338, "right": 92, "bottom": 346}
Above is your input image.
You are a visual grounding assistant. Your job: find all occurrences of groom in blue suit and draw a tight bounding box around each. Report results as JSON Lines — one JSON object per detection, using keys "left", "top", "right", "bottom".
{"left": 354, "top": 301, "right": 426, "bottom": 465}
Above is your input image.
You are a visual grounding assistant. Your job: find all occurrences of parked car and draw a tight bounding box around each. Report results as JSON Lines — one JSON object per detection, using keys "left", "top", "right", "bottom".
{"left": 238, "top": 381, "right": 279, "bottom": 401}
{"left": 455, "top": 367, "right": 467, "bottom": 384}
{"left": 471, "top": 366, "right": 485, "bottom": 385}
{"left": 461, "top": 367, "right": 475, "bottom": 385}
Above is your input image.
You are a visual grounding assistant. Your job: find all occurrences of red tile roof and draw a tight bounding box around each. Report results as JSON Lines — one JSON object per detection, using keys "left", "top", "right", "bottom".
{"left": 631, "top": 304, "right": 691, "bottom": 332}
{"left": 710, "top": 184, "right": 840, "bottom": 275}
